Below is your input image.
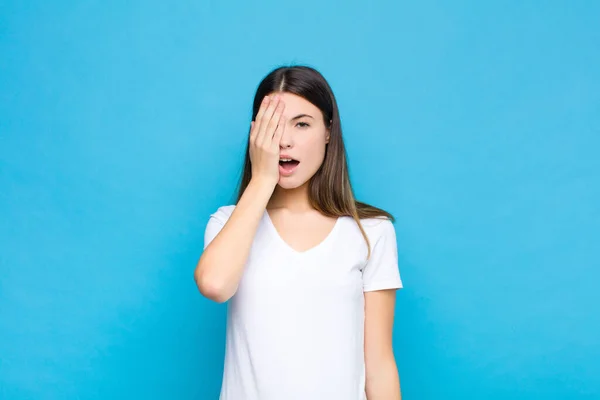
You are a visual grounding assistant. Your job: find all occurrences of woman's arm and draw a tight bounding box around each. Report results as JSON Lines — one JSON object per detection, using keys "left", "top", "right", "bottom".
{"left": 194, "top": 178, "right": 274, "bottom": 302}
{"left": 364, "top": 289, "right": 402, "bottom": 399}
{"left": 194, "top": 95, "right": 285, "bottom": 303}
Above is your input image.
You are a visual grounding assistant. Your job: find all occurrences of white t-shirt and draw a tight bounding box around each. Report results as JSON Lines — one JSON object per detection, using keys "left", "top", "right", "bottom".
{"left": 203, "top": 205, "right": 403, "bottom": 400}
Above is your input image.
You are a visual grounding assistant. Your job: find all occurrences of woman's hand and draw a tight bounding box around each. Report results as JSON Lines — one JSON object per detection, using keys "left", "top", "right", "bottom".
{"left": 249, "top": 94, "right": 286, "bottom": 188}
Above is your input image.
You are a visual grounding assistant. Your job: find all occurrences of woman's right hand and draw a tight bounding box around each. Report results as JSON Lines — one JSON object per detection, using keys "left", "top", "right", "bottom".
{"left": 249, "top": 94, "right": 286, "bottom": 188}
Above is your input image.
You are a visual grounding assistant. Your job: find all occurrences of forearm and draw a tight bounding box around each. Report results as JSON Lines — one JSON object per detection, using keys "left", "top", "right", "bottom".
{"left": 194, "top": 178, "right": 274, "bottom": 302}
{"left": 365, "top": 356, "right": 401, "bottom": 400}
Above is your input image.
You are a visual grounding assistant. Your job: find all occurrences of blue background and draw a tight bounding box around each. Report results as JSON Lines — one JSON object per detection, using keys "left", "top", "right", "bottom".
{"left": 1, "top": 1, "right": 599, "bottom": 399}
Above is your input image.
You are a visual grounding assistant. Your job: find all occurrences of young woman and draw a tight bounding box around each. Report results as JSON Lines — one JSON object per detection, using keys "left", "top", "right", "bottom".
{"left": 195, "top": 65, "right": 403, "bottom": 400}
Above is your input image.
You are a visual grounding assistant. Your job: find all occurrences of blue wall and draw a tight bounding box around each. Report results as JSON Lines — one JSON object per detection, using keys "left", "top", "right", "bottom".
{"left": 1, "top": 1, "right": 599, "bottom": 399}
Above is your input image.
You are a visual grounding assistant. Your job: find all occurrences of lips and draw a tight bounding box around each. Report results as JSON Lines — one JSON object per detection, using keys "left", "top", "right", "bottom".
{"left": 279, "top": 157, "right": 300, "bottom": 175}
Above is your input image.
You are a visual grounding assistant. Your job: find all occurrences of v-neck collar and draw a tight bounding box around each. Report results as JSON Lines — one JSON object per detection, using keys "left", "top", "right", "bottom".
{"left": 263, "top": 210, "right": 342, "bottom": 255}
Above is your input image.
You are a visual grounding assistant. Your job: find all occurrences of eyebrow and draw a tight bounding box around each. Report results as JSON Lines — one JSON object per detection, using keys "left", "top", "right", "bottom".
{"left": 290, "top": 114, "right": 314, "bottom": 121}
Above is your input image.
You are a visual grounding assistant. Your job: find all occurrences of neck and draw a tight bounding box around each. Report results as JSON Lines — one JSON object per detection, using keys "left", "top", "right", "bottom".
{"left": 267, "top": 181, "right": 312, "bottom": 212}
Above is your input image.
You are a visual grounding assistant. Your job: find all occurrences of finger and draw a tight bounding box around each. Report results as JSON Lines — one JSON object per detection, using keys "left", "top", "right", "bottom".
{"left": 261, "top": 100, "right": 284, "bottom": 147}
{"left": 272, "top": 115, "right": 286, "bottom": 149}
{"left": 251, "top": 96, "right": 270, "bottom": 143}
{"left": 249, "top": 121, "right": 255, "bottom": 141}
{"left": 256, "top": 95, "right": 281, "bottom": 144}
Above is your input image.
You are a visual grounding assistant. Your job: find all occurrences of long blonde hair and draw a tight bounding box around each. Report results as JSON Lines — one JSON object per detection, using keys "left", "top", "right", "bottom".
{"left": 236, "top": 65, "right": 394, "bottom": 258}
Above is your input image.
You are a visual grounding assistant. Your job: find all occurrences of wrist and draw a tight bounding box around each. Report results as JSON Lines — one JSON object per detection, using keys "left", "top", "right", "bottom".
{"left": 249, "top": 176, "right": 277, "bottom": 193}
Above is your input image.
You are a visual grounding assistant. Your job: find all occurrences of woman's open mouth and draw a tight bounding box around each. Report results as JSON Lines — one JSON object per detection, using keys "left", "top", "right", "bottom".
{"left": 279, "top": 158, "right": 300, "bottom": 175}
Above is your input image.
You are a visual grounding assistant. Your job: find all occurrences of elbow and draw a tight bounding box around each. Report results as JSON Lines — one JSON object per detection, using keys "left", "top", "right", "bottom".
{"left": 365, "top": 354, "right": 401, "bottom": 399}
{"left": 194, "top": 267, "right": 233, "bottom": 303}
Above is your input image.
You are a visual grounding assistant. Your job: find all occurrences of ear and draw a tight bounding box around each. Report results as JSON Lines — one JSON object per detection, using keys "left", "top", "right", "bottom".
{"left": 326, "top": 120, "right": 332, "bottom": 143}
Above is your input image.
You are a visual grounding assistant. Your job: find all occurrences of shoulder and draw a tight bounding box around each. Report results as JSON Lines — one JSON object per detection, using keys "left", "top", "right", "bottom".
{"left": 209, "top": 204, "right": 236, "bottom": 224}
{"left": 340, "top": 216, "right": 396, "bottom": 252}
{"left": 203, "top": 205, "right": 236, "bottom": 247}
{"left": 358, "top": 216, "right": 395, "bottom": 240}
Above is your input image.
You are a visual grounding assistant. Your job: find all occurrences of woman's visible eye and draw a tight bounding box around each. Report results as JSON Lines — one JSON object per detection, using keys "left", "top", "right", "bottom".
{"left": 296, "top": 122, "right": 310, "bottom": 128}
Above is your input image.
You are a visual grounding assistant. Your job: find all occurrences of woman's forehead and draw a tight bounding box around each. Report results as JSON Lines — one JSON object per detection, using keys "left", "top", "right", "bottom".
{"left": 274, "top": 92, "right": 321, "bottom": 118}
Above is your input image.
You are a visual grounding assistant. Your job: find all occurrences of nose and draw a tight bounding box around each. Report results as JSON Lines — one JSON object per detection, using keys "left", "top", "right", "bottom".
{"left": 279, "top": 124, "right": 293, "bottom": 149}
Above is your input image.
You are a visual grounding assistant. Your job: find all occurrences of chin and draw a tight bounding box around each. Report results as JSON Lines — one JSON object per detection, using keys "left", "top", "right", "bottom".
{"left": 277, "top": 177, "right": 305, "bottom": 190}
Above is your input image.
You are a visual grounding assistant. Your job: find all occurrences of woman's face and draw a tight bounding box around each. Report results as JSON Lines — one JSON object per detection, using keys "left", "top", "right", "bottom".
{"left": 271, "top": 92, "right": 330, "bottom": 190}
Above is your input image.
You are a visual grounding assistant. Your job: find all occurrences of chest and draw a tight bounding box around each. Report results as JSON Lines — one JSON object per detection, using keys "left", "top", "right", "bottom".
{"left": 266, "top": 211, "right": 339, "bottom": 253}
{"left": 235, "top": 216, "right": 368, "bottom": 302}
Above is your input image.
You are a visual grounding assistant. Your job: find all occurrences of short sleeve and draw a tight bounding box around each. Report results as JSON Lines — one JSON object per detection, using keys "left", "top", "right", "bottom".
{"left": 362, "top": 219, "right": 403, "bottom": 292}
{"left": 203, "top": 205, "right": 235, "bottom": 250}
